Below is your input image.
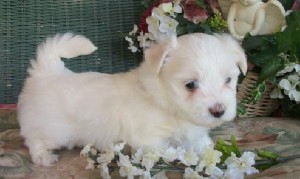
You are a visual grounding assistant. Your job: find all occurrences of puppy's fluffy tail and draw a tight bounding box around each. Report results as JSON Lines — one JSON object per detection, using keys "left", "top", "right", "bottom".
{"left": 29, "top": 33, "right": 97, "bottom": 76}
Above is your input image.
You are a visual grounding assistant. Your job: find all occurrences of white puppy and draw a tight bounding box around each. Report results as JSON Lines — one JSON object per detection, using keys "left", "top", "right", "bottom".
{"left": 17, "top": 33, "right": 247, "bottom": 166}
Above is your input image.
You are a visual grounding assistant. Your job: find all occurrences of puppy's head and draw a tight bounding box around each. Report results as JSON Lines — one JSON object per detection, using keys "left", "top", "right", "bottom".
{"left": 143, "top": 33, "right": 247, "bottom": 128}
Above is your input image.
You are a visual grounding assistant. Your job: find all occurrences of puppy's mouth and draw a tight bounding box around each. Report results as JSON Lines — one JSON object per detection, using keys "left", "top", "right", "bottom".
{"left": 193, "top": 110, "right": 234, "bottom": 128}
{"left": 191, "top": 115, "right": 225, "bottom": 129}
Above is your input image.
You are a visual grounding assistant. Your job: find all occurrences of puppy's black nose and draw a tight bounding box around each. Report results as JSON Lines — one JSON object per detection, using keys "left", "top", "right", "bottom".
{"left": 209, "top": 103, "right": 226, "bottom": 118}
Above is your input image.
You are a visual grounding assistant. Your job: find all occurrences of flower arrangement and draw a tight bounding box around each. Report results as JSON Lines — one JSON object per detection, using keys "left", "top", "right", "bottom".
{"left": 241, "top": 7, "right": 300, "bottom": 117}
{"left": 81, "top": 137, "right": 300, "bottom": 178}
{"left": 125, "top": 0, "right": 300, "bottom": 117}
{"left": 125, "top": 0, "right": 227, "bottom": 53}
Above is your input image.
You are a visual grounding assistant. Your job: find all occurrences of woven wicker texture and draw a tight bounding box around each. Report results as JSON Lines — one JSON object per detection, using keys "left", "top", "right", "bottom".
{"left": 237, "top": 72, "right": 279, "bottom": 117}
{"left": 0, "top": 0, "right": 141, "bottom": 103}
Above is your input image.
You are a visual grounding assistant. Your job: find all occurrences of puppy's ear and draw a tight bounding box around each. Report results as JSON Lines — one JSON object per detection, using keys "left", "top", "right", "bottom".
{"left": 144, "top": 36, "right": 177, "bottom": 74}
{"left": 215, "top": 34, "right": 248, "bottom": 75}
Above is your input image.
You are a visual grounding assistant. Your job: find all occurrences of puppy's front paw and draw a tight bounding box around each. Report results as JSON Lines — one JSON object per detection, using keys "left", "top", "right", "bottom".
{"left": 32, "top": 150, "right": 59, "bottom": 166}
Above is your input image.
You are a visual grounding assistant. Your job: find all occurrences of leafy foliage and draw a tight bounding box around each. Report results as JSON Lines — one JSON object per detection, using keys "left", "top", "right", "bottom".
{"left": 215, "top": 136, "right": 241, "bottom": 163}
{"left": 242, "top": 10, "right": 300, "bottom": 84}
{"left": 240, "top": 10, "right": 300, "bottom": 116}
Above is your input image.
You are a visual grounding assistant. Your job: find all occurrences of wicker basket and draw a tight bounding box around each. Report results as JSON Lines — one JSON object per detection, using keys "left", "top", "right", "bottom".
{"left": 0, "top": 0, "right": 141, "bottom": 104}
{"left": 237, "top": 71, "right": 279, "bottom": 117}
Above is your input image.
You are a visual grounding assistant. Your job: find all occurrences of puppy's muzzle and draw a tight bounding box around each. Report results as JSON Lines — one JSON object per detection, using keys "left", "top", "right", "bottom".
{"left": 209, "top": 103, "right": 226, "bottom": 118}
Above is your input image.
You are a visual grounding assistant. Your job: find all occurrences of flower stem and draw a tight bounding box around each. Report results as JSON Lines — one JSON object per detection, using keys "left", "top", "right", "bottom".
{"left": 255, "top": 154, "right": 300, "bottom": 166}
{"left": 252, "top": 154, "right": 300, "bottom": 171}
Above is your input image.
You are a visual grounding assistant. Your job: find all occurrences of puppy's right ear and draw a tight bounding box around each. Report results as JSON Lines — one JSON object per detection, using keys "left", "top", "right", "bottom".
{"left": 215, "top": 34, "right": 248, "bottom": 75}
{"left": 144, "top": 36, "right": 177, "bottom": 74}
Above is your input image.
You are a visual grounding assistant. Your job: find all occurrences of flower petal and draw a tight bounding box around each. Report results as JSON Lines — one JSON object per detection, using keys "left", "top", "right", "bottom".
{"left": 279, "top": 79, "right": 292, "bottom": 90}
{"left": 289, "top": 89, "right": 300, "bottom": 102}
{"left": 162, "top": 2, "right": 173, "bottom": 13}
{"left": 270, "top": 88, "right": 283, "bottom": 99}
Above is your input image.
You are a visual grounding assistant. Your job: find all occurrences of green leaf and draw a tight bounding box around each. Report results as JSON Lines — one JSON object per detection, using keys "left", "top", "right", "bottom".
{"left": 285, "top": 10, "right": 300, "bottom": 31}
{"left": 237, "top": 103, "right": 246, "bottom": 116}
{"left": 254, "top": 92, "right": 262, "bottom": 103}
{"left": 243, "top": 34, "right": 276, "bottom": 51}
{"left": 277, "top": 11, "right": 300, "bottom": 58}
{"left": 255, "top": 162, "right": 279, "bottom": 171}
{"left": 242, "top": 35, "right": 279, "bottom": 69}
{"left": 248, "top": 50, "right": 277, "bottom": 68}
{"left": 230, "top": 136, "right": 242, "bottom": 157}
{"left": 215, "top": 136, "right": 241, "bottom": 163}
{"left": 256, "top": 149, "right": 280, "bottom": 160}
{"left": 257, "top": 56, "right": 284, "bottom": 83}
{"left": 257, "top": 83, "right": 266, "bottom": 93}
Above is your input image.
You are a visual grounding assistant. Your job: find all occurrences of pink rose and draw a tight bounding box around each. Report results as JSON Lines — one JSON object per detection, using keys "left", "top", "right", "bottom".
{"left": 182, "top": 0, "right": 208, "bottom": 24}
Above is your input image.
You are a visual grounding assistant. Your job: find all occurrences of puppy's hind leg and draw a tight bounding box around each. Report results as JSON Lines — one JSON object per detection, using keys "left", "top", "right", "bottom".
{"left": 25, "top": 137, "right": 60, "bottom": 166}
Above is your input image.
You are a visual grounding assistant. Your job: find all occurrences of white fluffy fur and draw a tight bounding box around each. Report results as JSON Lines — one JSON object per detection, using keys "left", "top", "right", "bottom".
{"left": 17, "top": 33, "right": 247, "bottom": 166}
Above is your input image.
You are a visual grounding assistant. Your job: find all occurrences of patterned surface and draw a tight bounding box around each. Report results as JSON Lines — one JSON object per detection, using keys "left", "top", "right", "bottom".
{"left": 0, "top": 108, "right": 299, "bottom": 178}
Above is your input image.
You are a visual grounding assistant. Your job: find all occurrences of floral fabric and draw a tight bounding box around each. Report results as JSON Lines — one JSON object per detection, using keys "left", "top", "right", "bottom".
{"left": 0, "top": 107, "right": 299, "bottom": 178}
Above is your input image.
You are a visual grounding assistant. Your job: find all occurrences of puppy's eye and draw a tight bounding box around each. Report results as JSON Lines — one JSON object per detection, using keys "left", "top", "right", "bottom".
{"left": 225, "top": 77, "right": 232, "bottom": 84}
{"left": 185, "top": 80, "right": 199, "bottom": 91}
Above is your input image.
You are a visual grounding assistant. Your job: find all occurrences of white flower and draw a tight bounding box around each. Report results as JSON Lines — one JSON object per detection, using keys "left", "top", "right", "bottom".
{"left": 295, "top": 64, "right": 300, "bottom": 73}
{"left": 118, "top": 153, "right": 131, "bottom": 167}
{"left": 125, "top": 36, "right": 134, "bottom": 44}
{"left": 288, "top": 88, "right": 300, "bottom": 102}
{"left": 129, "top": 24, "right": 139, "bottom": 35}
{"left": 196, "top": 145, "right": 222, "bottom": 175}
{"left": 141, "top": 151, "right": 160, "bottom": 171}
{"left": 270, "top": 87, "right": 284, "bottom": 99}
{"left": 119, "top": 165, "right": 144, "bottom": 179}
{"left": 80, "top": 144, "right": 93, "bottom": 156}
{"left": 162, "top": 146, "right": 177, "bottom": 162}
{"left": 97, "top": 150, "right": 114, "bottom": 164}
{"left": 178, "top": 148, "right": 199, "bottom": 166}
{"left": 146, "top": 3, "right": 178, "bottom": 40}
{"left": 113, "top": 142, "right": 126, "bottom": 153}
{"left": 162, "top": 2, "right": 173, "bottom": 13}
{"left": 210, "top": 167, "right": 224, "bottom": 179}
{"left": 152, "top": 5, "right": 165, "bottom": 17}
{"left": 99, "top": 163, "right": 111, "bottom": 179}
{"left": 137, "top": 32, "right": 153, "bottom": 48}
{"left": 224, "top": 168, "right": 244, "bottom": 179}
{"left": 146, "top": 15, "right": 161, "bottom": 39}
{"left": 145, "top": 4, "right": 179, "bottom": 41}
{"left": 287, "top": 75, "right": 300, "bottom": 102}
{"left": 162, "top": 2, "right": 182, "bottom": 17}
{"left": 278, "top": 75, "right": 300, "bottom": 102}
{"left": 158, "top": 16, "right": 178, "bottom": 36}
{"left": 131, "top": 148, "right": 143, "bottom": 164}
{"left": 142, "top": 170, "right": 152, "bottom": 179}
{"left": 183, "top": 168, "right": 206, "bottom": 179}
{"left": 279, "top": 79, "right": 292, "bottom": 91}
{"left": 128, "top": 45, "right": 138, "bottom": 53}
{"left": 118, "top": 153, "right": 144, "bottom": 178}
{"left": 277, "top": 63, "right": 299, "bottom": 76}
{"left": 288, "top": 74, "right": 300, "bottom": 83}
{"left": 125, "top": 36, "right": 139, "bottom": 53}
{"left": 225, "top": 152, "right": 259, "bottom": 178}
{"left": 173, "top": 0, "right": 183, "bottom": 13}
